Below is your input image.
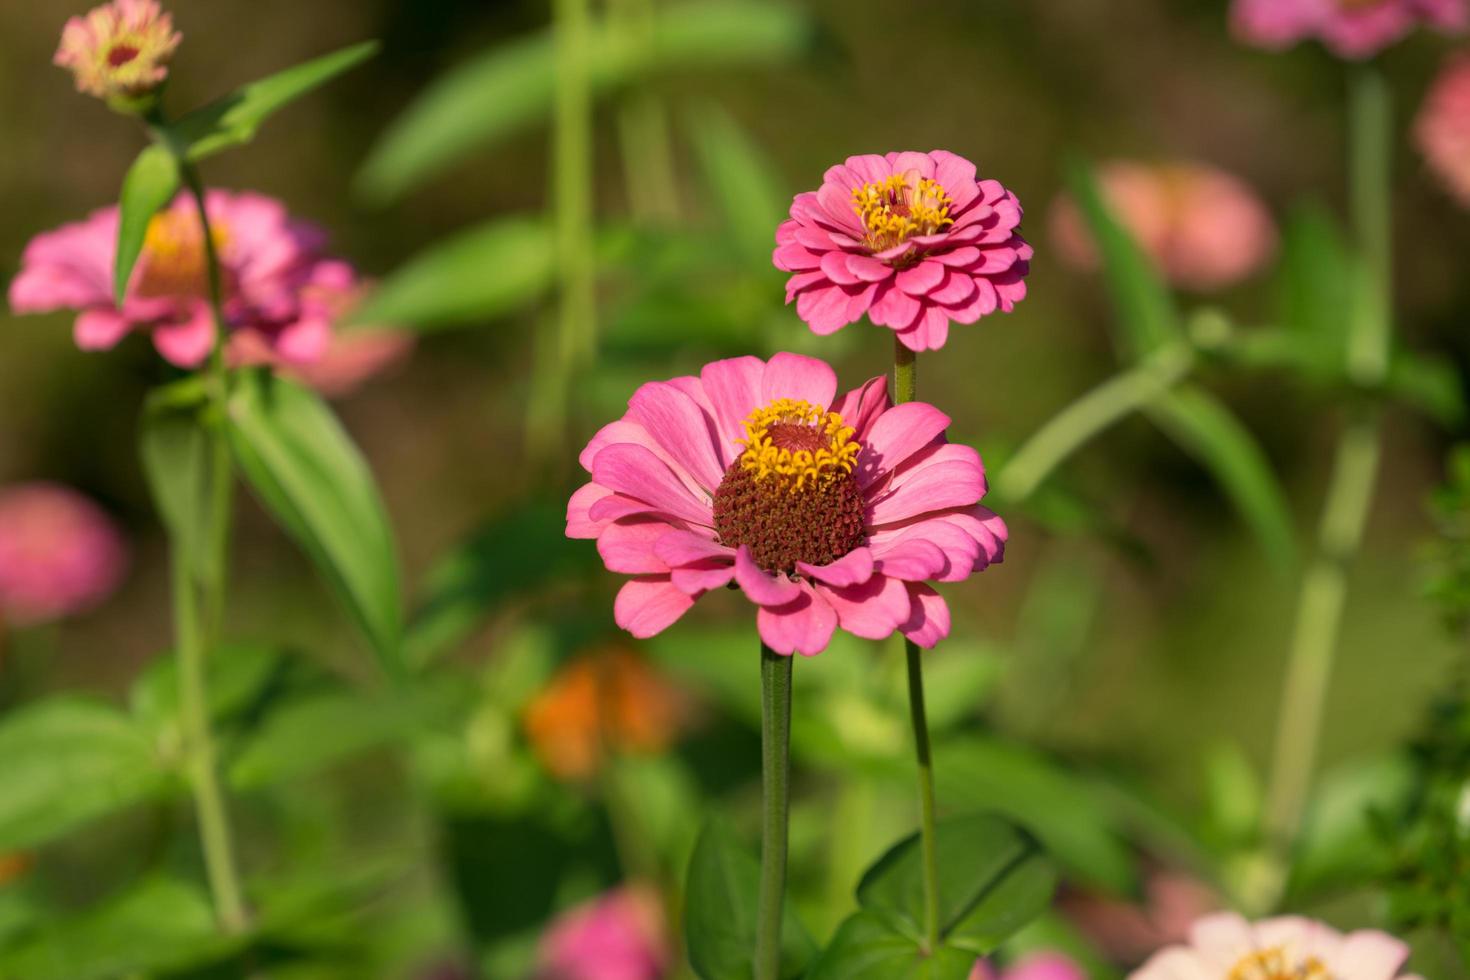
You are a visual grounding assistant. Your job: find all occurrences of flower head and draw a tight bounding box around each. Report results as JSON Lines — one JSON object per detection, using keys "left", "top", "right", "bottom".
{"left": 538, "top": 886, "right": 669, "bottom": 980}
{"left": 1062, "top": 869, "right": 1218, "bottom": 964}
{"left": 971, "top": 952, "right": 1087, "bottom": 980}
{"left": 0, "top": 483, "right": 128, "bottom": 627}
{"left": 1050, "top": 161, "right": 1276, "bottom": 292}
{"left": 54, "top": 0, "right": 181, "bottom": 103}
{"left": 9, "top": 191, "right": 368, "bottom": 376}
{"left": 523, "top": 647, "right": 688, "bottom": 781}
{"left": 1131, "top": 912, "right": 1423, "bottom": 980}
{"left": 1231, "top": 0, "right": 1466, "bottom": 59}
{"left": 1416, "top": 55, "right": 1470, "bottom": 206}
{"left": 774, "top": 151, "right": 1031, "bottom": 352}
{"left": 567, "top": 354, "right": 1007, "bottom": 656}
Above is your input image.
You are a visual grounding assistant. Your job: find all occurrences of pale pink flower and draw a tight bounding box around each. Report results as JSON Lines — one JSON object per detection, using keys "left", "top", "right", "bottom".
{"left": 54, "top": 0, "right": 181, "bottom": 102}
{"left": 1231, "top": 0, "right": 1467, "bottom": 59}
{"left": 0, "top": 483, "right": 128, "bottom": 627}
{"left": 9, "top": 191, "right": 366, "bottom": 372}
{"left": 537, "top": 886, "right": 668, "bottom": 980}
{"left": 971, "top": 952, "right": 1087, "bottom": 980}
{"left": 567, "top": 353, "right": 1007, "bottom": 656}
{"left": 1131, "top": 912, "right": 1423, "bottom": 980}
{"left": 1050, "top": 161, "right": 1276, "bottom": 292}
{"left": 1416, "top": 54, "right": 1470, "bottom": 206}
{"left": 774, "top": 151, "right": 1031, "bottom": 352}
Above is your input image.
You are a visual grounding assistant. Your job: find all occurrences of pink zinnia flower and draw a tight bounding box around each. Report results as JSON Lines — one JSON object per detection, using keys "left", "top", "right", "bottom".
{"left": 1050, "top": 161, "right": 1276, "bottom": 292}
{"left": 1231, "top": 0, "right": 1467, "bottom": 59}
{"left": 537, "top": 886, "right": 668, "bottom": 980}
{"left": 1061, "top": 869, "right": 1219, "bottom": 964}
{"left": 774, "top": 151, "right": 1031, "bottom": 352}
{"left": 567, "top": 353, "right": 1006, "bottom": 656}
{"left": 0, "top": 483, "right": 128, "bottom": 627}
{"left": 1131, "top": 912, "right": 1423, "bottom": 980}
{"left": 1416, "top": 54, "right": 1470, "bottom": 206}
{"left": 971, "top": 952, "right": 1087, "bottom": 980}
{"left": 54, "top": 0, "right": 181, "bottom": 102}
{"left": 9, "top": 191, "right": 365, "bottom": 372}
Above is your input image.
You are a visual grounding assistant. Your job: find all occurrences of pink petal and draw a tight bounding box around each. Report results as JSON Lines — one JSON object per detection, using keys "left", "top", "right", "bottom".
{"left": 796, "top": 546, "right": 874, "bottom": 587}
{"left": 615, "top": 577, "right": 697, "bottom": 638}
{"left": 929, "top": 270, "right": 976, "bottom": 306}
{"left": 819, "top": 250, "right": 863, "bottom": 285}
{"left": 757, "top": 583, "right": 837, "bottom": 656}
{"left": 845, "top": 253, "right": 894, "bottom": 283}
{"left": 871, "top": 534, "right": 949, "bottom": 581}
{"left": 774, "top": 242, "right": 821, "bottom": 272}
{"left": 597, "top": 518, "right": 674, "bottom": 574}
{"left": 784, "top": 270, "right": 828, "bottom": 302}
{"left": 934, "top": 246, "right": 982, "bottom": 268}
{"left": 797, "top": 284, "right": 862, "bottom": 336}
{"left": 567, "top": 482, "right": 613, "bottom": 539}
{"left": 653, "top": 528, "right": 731, "bottom": 567}
{"left": 867, "top": 284, "right": 922, "bottom": 329}
{"left": 588, "top": 491, "right": 672, "bottom": 524}
{"left": 700, "top": 356, "right": 765, "bottom": 454}
{"left": 857, "top": 402, "right": 951, "bottom": 489}
{"left": 761, "top": 352, "right": 837, "bottom": 409}
{"left": 73, "top": 309, "right": 133, "bottom": 351}
{"left": 816, "top": 573, "right": 910, "bottom": 640}
{"left": 869, "top": 457, "right": 987, "bottom": 525}
{"left": 152, "top": 306, "right": 215, "bottom": 367}
{"left": 830, "top": 376, "right": 891, "bottom": 443}
{"left": 591, "top": 443, "right": 712, "bottom": 528}
{"left": 1330, "top": 931, "right": 1409, "bottom": 980}
{"left": 900, "top": 583, "right": 950, "bottom": 647}
{"left": 628, "top": 381, "right": 724, "bottom": 493}
{"left": 672, "top": 560, "right": 737, "bottom": 594}
{"left": 735, "top": 546, "right": 802, "bottom": 607}
{"left": 896, "top": 261, "right": 945, "bottom": 296}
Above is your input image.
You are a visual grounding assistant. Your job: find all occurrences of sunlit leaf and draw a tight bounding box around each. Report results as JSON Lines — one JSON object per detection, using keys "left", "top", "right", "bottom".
{"left": 226, "top": 370, "right": 404, "bottom": 679}
{"left": 113, "top": 144, "right": 180, "bottom": 306}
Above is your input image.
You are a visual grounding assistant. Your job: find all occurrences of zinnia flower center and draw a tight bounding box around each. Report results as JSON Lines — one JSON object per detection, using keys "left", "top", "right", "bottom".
{"left": 852, "top": 173, "right": 954, "bottom": 256}
{"left": 106, "top": 43, "right": 140, "bottom": 67}
{"left": 135, "top": 211, "right": 231, "bottom": 300}
{"left": 712, "top": 399, "right": 866, "bottom": 575}
{"left": 1227, "top": 949, "right": 1333, "bottom": 980}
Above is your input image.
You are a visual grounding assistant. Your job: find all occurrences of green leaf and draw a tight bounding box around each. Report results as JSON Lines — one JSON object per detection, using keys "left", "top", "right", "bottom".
{"left": 1145, "top": 384, "right": 1297, "bottom": 572}
{"left": 172, "top": 41, "right": 379, "bottom": 161}
{"left": 129, "top": 644, "right": 288, "bottom": 732}
{"left": 686, "top": 103, "right": 787, "bottom": 268}
{"left": 113, "top": 144, "right": 181, "bottom": 306}
{"left": 353, "top": 217, "right": 557, "bottom": 332}
{"left": 856, "top": 811, "right": 1054, "bottom": 950}
{"left": 1278, "top": 202, "right": 1353, "bottom": 350}
{"left": 356, "top": 0, "right": 815, "bottom": 202}
{"left": 1064, "top": 157, "right": 1179, "bottom": 361}
{"left": 684, "top": 818, "right": 817, "bottom": 980}
{"left": 1387, "top": 349, "right": 1465, "bottom": 426}
{"left": 1288, "top": 754, "right": 1413, "bottom": 901}
{"left": 225, "top": 370, "right": 404, "bottom": 679}
{"left": 0, "top": 698, "right": 173, "bottom": 851}
{"left": 229, "top": 690, "right": 421, "bottom": 789}
{"left": 806, "top": 913, "right": 976, "bottom": 980}
{"left": 139, "top": 385, "right": 218, "bottom": 580}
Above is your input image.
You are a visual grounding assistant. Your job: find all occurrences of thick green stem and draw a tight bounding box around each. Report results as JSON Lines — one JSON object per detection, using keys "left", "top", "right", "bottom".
{"left": 891, "top": 337, "right": 941, "bottom": 954}
{"left": 994, "top": 344, "right": 1193, "bottom": 504}
{"left": 755, "top": 643, "right": 792, "bottom": 980}
{"left": 1257, "top": 65, "right": 1392, "bottom": 911}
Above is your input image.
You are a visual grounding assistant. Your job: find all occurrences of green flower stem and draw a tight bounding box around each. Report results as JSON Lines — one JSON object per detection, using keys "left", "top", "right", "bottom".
{"left": 756, "top": 642, "right": 793, "bottom": 980}
{"left": 1258, "top": 66, "right": 1392, "bottom": 910}
{"left": 994, "top": 343, "right": 1194, "bottom": 504}
{"left": 611, "top": 0, "right": 679, "bottom": 226}
{"left": 892, "top": 337, "right": 941, "bottom": 955}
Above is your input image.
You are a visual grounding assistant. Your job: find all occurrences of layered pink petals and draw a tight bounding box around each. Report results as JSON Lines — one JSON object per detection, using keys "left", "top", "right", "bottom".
{"left": 567, "top": 355, "right": 1007, "bottom": 655}
{"left": 776, "top": 151, "right": 1030, "bottom": 351}
{"left": 1130, "top": 912, "right": 1422, "bottom": 980}
{"left": 1231, "top": 0, "right": 1466, "bottom": 58}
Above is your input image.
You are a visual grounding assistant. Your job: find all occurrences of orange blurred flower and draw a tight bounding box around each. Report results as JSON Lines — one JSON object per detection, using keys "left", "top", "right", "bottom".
{"left": 0, "top": 853, "right": 32, "bottom": 887}
{"left": 523, "top": 647, "right": 687, "bottom": 781}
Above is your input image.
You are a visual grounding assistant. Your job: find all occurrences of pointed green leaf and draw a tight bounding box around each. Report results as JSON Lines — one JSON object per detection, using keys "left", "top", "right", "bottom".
{"left": 113, "top": 144, "right": 181, "bottom": 305}
{"left": 805, "top": 914, "right": 976, "bottom": 980}
{"left": 225, "top": 370, "right": 404, "bottom": 679}
{"left": 684, "top": 818, "right": 817, "bottom": 980}
{"left": 172, "top": 41, "right": 379, "bottom": 161}
{"left": 1064, "top": 157, "right": 1179, "bottom": 361}
{"left": 1145, "top": 384, "right": 1297, "bottom": 571}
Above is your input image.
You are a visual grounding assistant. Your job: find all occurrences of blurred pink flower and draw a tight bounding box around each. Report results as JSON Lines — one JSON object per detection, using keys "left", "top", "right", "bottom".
{"left": 567, "top": 353, "right": 1006, "bottom": 656}
{"left": 0, "top": 483, "right": 128, "bottom": 627}
{"left": 1061, "top": 870, "right": 1219, "bottom": 964}
{"left": 1416, "top": 54, "right": 1470, "bottom": 206}
{"left": 1131, "top": 912, "right": 1422, "bottom": 980}
{"left": 9, "top": 191, "right": 370, "bottom": 374}
{"left": 54, "top": 0, "right": 181, "bottom": 102}
{"left": 1231, "top": 0, "right": 1466, "bottom": 59}
{"left": 971, "top": 952, "right": 1087, "bottom": 980}
{"left": 774, "top": 150, "right": 1031, "bottom": 352}
{"left": 1049, "top": 161, "right": 1276, "bottom": 291}
{"left": 537, "top": 886, "right": 668, "bottom": 980}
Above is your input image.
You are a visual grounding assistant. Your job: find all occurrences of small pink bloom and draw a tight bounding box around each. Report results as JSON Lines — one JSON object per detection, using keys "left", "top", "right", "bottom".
{"left": 774, "top": 151, "right": 1031, "bottom": 352}
{"left": 54, "top": 0, "right": 181, "bottom": 102}
{"left": 0, "top": 483, "right": 128, "bottom": 627}
{"left": 538, "top": 886, "right": 669, "bottom": 980}
{"left": 1231, "top": 0, "right": 1466, "bottom": 59}
{"left": 1050, "top": 161, "right": 1276, "bottom": 292}
{"left": 971, "top": 952, "right": 1086, "bottom": 980}
{"left": 1416, "top": 54, "right": 1470, "bottom": 206}
{"left": 1061, "top": 869, "right": 1219, "bottom": 964}
{"left": 1131, "top": 912, "right": 1423, "bottom": 980}
{"left": 9, "top": 191, "right": 368, "bottom": 373}
{"left": 568, "top": 353, "right": 1007, "bottom": 656}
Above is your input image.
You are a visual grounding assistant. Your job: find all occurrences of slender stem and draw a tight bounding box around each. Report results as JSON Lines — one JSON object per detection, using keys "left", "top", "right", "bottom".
{"left": 755, "top": 642, "right": 792, "bottom": 980}
{"left": 891, "top": 336, "right": 941, "bottom": 954}
{"left": 1257, "top": 65, "right": 1392, "bottom": 911}
{"left": 994, "top": 343, "right": 1193, "bottom": 504}
{"left": 611, "top": 0, "right": 679, "bottom": 226}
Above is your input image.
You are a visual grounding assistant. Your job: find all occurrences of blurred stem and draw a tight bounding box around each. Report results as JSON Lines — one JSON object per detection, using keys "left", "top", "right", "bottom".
{"left": 756, "top": 642, "right": 792, "bottom": 980}
{"left": 995, "top": 343, "right": 1192, "bottom": 504}
{"left": 610, "top": 0, "right": 679, "bottom": 226}
{"left": 1258, "top": 65, "right": 1392, "bottom": 911}
{"left": 891, "top": 336, "right": 941, "bottom": 955}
